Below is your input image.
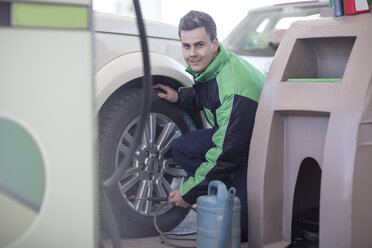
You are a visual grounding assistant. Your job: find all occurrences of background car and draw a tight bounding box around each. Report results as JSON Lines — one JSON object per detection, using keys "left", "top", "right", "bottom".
{"left": 223, "top": 0, "right": 329, "bottom": 74}
{"left": 94, "top": 11, "right": 204, "bottom": 238}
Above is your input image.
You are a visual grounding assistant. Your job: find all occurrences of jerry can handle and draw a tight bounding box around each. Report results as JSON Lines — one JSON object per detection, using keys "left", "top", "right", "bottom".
{"left": 208, "top": 180, "right": 226, "bottom": 196}
{"left": 208, "top": 180, "right": 236, "bottom": 201}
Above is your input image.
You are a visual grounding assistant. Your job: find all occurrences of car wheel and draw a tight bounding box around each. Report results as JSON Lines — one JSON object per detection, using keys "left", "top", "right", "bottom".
{"left": 99, "top": 88, "right": 195, "bottom": 237}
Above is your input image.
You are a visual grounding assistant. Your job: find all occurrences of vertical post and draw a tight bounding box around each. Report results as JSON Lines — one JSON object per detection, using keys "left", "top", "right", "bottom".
{"left": 0, "top": 0, "right": 97, "bottom": 247}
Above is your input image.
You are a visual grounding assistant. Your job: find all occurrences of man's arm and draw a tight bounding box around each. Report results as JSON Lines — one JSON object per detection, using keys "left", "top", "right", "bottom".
{"left": 180, "top": 94, "right": 259, "bottom": 204}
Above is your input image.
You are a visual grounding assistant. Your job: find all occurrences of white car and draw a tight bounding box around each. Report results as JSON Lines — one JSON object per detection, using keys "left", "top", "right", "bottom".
{"left": 223, "top": 1, "right": 329, "bottom": 74}
{"left": 94, "top": 12, "right": 202, "bottom": 238}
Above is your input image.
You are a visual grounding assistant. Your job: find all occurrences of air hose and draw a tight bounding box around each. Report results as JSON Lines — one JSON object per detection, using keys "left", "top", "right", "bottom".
{"left": 153, "top": 203, "right": 197, "bottom": 248}
{"left": 101, "top": 0, "right": 152, "bottom": 247}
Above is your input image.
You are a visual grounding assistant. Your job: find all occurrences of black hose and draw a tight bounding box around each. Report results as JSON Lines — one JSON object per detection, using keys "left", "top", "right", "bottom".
{"left": 101, "top": 0, "right": 152, "bottom": 247}
{"left": 102, "top": 0, "right": 152, "bottom": 188}
{"left": 154, "top": 203, "right": 197, "bottom": 248}
{"left": 101, "top": 190, "right": 122, "bottom": 248}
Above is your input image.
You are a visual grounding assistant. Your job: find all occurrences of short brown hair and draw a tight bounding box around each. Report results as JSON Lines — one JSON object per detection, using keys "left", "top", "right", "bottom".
{"left": 178, "top": 10, "right": 217, "bottom": 41}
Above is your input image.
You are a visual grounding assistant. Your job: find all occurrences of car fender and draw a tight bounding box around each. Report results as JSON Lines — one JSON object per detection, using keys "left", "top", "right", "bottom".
{"left": 95, "top": 51, "right": 193, "bottom": 113}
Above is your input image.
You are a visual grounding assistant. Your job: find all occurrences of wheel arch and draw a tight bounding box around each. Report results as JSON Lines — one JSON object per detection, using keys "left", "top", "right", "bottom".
{"left": 95, "top": 52, "right": 194, "bottom": 113}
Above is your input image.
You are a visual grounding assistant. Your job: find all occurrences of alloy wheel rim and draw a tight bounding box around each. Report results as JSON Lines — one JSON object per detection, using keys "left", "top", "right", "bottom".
{"left": 115, "top": 112, "right": 187, "bottom": 216}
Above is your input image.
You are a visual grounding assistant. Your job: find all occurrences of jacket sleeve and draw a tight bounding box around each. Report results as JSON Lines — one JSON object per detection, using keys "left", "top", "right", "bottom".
{"left": 177, "top": 86, "right": 203, "bottom": 111}
{"left": 179, "top": 93, "right": 258, "bottom": 204}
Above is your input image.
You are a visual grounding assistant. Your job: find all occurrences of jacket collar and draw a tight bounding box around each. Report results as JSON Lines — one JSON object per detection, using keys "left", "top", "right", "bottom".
{"left": 186, "top": 43, "right": 230, "bottom": 83}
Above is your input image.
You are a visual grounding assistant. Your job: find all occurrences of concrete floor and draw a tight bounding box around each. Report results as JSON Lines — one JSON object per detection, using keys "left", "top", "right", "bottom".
{"left": 102, "top": 210, "right": 248, "bottom": 248}
{"left": 103, "top": 237, "right": 248, "bottom": 248}
{"left": 104, "top": 237, "right": 248, "bottom": 248}
{"left": 115, "top": 236, "right": 248, "bottom": 248}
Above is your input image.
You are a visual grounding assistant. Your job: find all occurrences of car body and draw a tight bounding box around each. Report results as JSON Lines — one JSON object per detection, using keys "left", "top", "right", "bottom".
{"left": 94, "top": 11, "right": 193, "bottom": 112}
{"left": 223, "top": 1, "right": 329, "bottom": 74}
{"left": 94, "top": 11, "right": 202, "bottom": 237}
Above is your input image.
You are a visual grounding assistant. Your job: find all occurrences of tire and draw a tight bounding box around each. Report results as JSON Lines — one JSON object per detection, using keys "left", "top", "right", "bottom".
{"left": 99, "top": 88, "right": 195, "bottom": 237}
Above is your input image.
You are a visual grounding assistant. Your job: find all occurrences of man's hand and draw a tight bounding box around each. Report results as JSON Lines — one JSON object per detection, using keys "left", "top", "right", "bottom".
{"left": 168, "top": 189, "right": 190, "bottom": 208}
{"left": 153, "top": 84, "right": 179, "bottom": 103}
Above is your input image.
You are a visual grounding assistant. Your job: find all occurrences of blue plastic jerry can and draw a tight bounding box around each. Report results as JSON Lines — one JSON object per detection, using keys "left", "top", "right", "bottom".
{"left": 197, "top": 180, "right": 241, "bottom": 248}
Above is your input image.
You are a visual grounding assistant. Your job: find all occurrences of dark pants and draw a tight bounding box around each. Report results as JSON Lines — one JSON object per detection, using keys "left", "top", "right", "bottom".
{"left": 172, "top": 128, "right": 248, "bottom": 242}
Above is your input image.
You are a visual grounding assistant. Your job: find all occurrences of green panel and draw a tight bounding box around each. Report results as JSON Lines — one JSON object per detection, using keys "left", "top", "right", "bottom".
{"left": 369, "top": 0, "right": 372, "bottom": 6}
{"left": 12, "top": 3, "right": 88, "bottom": 29}
{"left": 287, "top": 78, "right": 342, "bottom": 82}
{"left": 329, "top": 0, "right": 333, "bottom": 8}
{"left": 0, "top": 118, "right": 45, "bottom": 210}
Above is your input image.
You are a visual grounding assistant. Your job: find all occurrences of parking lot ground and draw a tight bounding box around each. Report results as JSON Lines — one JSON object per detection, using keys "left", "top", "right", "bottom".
{"left": 102, "top": 210, "right": 248, "bottom": 247}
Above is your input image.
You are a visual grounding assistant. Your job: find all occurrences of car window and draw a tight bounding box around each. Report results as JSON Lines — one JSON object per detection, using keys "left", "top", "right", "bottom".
{"left": 275, "top": 16, "right": 307, "bottom": 29}
{"left": 256, "top": 18, "right": 270, "bottom": 33}
{"left": 222, "top": 10, "right": 277, "bottom": 56}
{"left": 223, "top": 3, "right": 326, "bottom": 57}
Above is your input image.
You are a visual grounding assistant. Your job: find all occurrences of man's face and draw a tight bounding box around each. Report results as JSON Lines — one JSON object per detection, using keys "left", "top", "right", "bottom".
{"left": 180, "top": 27, "right": 218, "bottom": 74}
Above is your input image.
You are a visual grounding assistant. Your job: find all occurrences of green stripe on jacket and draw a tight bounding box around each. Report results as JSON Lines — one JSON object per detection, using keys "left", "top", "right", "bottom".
{"left": 180, "top": 94, "right": 234, "bottom": 195}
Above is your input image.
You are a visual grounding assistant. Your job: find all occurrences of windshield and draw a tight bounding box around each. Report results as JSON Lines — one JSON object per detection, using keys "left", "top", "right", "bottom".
{"left": 223, "top": 4, "right": 325, "bottom": 57}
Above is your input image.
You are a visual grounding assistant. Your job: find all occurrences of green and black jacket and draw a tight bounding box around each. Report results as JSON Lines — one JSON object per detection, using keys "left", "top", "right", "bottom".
{"left": 178, "top": 43, "right": 265, "bottom": 204}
